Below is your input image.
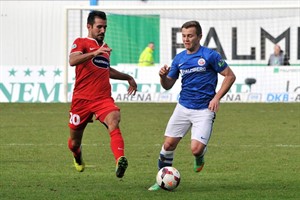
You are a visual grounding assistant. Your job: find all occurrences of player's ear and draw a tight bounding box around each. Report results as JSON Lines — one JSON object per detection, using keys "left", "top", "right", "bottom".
{"left": 199, "top": 34, "right": 202, "bottom": 40}
{"left": 87, "top": 24, "right": 92, "bottom": 29}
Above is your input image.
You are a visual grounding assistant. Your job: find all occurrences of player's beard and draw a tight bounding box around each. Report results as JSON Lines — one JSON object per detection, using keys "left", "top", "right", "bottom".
{"left": 96, "top": 34, "right": 105, "bottom": 44}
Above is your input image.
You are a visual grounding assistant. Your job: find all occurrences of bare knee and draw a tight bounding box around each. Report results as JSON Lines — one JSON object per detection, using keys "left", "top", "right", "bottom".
{"left": 163, "top": 137, "right": 181, "bottom": 151}
{"left": 191, "top": 146, "right": 204, "bottom": 156}
{"left": 69, "top": 129, "right": 83, "bottom": 151}
{"left": 108, "top": 119, "right": 120, "bottom": 130}
{"left": 163, "top": 142, "right": 174, "bottom": 151}
{"left": 191, "top": 140, "right": 206, "bottom": 156}
{"left": 68, "top": 138, "right": 81, "bottom": 151}
{"left": 104, "top": 111, "right": 121, "bottom": 131}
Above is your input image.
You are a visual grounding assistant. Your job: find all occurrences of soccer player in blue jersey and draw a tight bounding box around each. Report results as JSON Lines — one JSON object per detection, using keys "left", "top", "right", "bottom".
{"left": 148, "top": 21, "right": 236, "bottom": 191}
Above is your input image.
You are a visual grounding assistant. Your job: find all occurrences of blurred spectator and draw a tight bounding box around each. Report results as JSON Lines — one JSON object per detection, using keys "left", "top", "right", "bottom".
{"left": 138, "top": 42, "right": 155, "bottom": 66}
{"left": 267, "top": 44, "right": 290, "bottom": 66}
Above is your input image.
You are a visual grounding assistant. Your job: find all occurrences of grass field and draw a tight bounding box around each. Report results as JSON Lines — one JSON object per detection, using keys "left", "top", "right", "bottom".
{"left": 0, "top": 103, "right": 299, "bottom": 200}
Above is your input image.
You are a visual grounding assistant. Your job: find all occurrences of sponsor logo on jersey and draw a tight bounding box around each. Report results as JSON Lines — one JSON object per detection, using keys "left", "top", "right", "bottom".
{"left": 218, "top": 59, "right": 225, "bottom": 67}
{"left": 92, "top": 56, "right": 109, "bottom": 69}
{"left": 198, "top": 58, "right": 206, "bottom": 66}
{"left": 180, "top": 66, "right": 206, "bottom": 75}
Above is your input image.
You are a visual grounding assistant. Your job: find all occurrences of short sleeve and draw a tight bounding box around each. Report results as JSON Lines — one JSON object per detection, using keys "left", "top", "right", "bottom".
{"left": 210, "top": 51, "right": 228, "bottom": 73}
{"left": 70, "top": 38, "right": 84, "bottom": 54}
{"left": 168, "top": 56, "right": 180, "bottom": 79}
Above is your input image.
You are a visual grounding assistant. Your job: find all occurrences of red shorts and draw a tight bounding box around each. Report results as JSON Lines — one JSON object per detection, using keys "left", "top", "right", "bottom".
{"left": 69, "top": 97, "right": 120, "bottom": 130}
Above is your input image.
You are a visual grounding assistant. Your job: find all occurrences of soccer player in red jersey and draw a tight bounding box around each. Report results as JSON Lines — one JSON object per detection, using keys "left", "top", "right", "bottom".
{"left": 67, "top": 10, "right": 137, "bottom": 178}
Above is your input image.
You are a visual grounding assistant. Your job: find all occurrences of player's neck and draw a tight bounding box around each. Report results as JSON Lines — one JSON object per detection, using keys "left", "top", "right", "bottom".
{"left": 87, "top": 35, "right": 103, "bottom": 46}
{"left": 187, "top": 45, "right": 201, "bottom": 54}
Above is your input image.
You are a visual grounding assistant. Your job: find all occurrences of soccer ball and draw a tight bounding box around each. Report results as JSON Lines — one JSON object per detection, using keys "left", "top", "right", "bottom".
{"left": 156, "top": 166, "right": 181, "bottom": 191}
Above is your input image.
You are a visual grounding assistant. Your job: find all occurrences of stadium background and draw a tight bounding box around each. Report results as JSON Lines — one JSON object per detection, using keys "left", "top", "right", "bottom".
{"left": 0, "top": 0, "right": 299, "bottom": 103}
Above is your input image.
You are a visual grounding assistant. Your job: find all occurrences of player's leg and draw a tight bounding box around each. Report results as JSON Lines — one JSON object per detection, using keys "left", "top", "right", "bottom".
{"left": 158, "top": 137, "right": 181, "bottom": 169}
{"left": 149, "top": 103, "right": 190, "bottom": 191}
{"left": 191, "top": 140, "right": 207, "bottom": 172}
{"left": 68, "top": 99, "right": 92, "bottom": 172}
{"left": 68, "top": 128, "right": 85, "bottom": 172}
{"left": 190, "top": 108, "right": 215, "bottom": 172}
{"left": 103, "top": 110, "right": 128, "bottom": 178}
{"left": 148, "top": 136, "right": 181, "bottom": 191}
{"left": 94, "top": 98, "right": 128, "bottom": 178}
{"left": 159, "top": 103, "right": 191, "bottom": 169}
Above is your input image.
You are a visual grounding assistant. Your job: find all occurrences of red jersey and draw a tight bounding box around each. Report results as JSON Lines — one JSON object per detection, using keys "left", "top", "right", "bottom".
{"left": 70, "top": 37, "right": 111, "bottom": 100}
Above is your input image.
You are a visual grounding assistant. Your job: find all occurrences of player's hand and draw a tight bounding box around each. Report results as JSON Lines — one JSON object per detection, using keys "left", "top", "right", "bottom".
{"left": 127, "top": 77, "right": 137, "bottom": 96}
{"left": 208, "top": 98, "right": 220, "bottom": 112}
{"left": 159, "top": 65, "right": 170, "bottom": 77}
{"left": 93, "top": 45, "right": 112, "bottom": 56}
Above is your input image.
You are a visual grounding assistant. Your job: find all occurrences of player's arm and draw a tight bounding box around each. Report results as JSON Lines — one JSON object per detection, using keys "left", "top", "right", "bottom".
{"left": 215, "top": 66, "right": 236, "bottom": 100}
{"left": 69, "top": 52, "right": 95, "bottom": 66}
{"left": 209, "top": 67, "right": 236, "bottom": 112}
{"left": 110, "top": 67, "right": 137, "bottom": 95}
{"left": 69, "top": 46, "right": 112, "bottom": 66}
{"left": 160, "top": 65, "right": 176, "bottom": 90}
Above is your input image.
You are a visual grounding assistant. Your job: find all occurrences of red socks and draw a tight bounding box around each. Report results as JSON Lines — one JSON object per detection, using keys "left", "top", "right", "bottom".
{"left": 68, "top": 129, "right": 124, "bottom": 162}
{"left": 109, "top": 128, "right": 125, "bottom": 160}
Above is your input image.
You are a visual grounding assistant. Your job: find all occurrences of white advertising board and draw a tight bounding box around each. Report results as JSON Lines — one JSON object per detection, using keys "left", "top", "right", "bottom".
{"left": 0, "top": 65, "right": 299, "bottom": 103}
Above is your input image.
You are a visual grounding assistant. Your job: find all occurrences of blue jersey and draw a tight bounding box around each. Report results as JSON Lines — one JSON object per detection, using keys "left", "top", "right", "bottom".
{"left": 168, "top": 46, "right": 228, "bottom": 109}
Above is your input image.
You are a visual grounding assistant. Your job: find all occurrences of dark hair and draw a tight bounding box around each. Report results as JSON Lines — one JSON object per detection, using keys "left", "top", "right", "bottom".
{"left": 181, "top": 21, "right": 202, "bottom": 36}
{"left": 87, "top": 10, "right": 107, "bottom": 25}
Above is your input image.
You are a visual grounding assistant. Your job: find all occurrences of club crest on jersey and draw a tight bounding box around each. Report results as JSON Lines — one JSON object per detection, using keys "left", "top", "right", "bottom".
{"left": 71, "top": 44, "right": 77, "bottom": 49}
{"left": 198, "top": 58, "right": 206, "bottom": 66}
{"left": 92, "top": 56, "right": 110, "bottom": 69}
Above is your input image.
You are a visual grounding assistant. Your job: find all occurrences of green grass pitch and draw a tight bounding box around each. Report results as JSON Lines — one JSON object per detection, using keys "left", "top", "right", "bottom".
{"left": 0, "top": 103, "right": 299, "bottom": 200}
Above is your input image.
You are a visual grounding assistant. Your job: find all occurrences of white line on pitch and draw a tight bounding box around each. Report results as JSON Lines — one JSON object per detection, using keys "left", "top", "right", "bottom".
{"left": 1, "top": 143, "right": 300, "bottom": 148}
